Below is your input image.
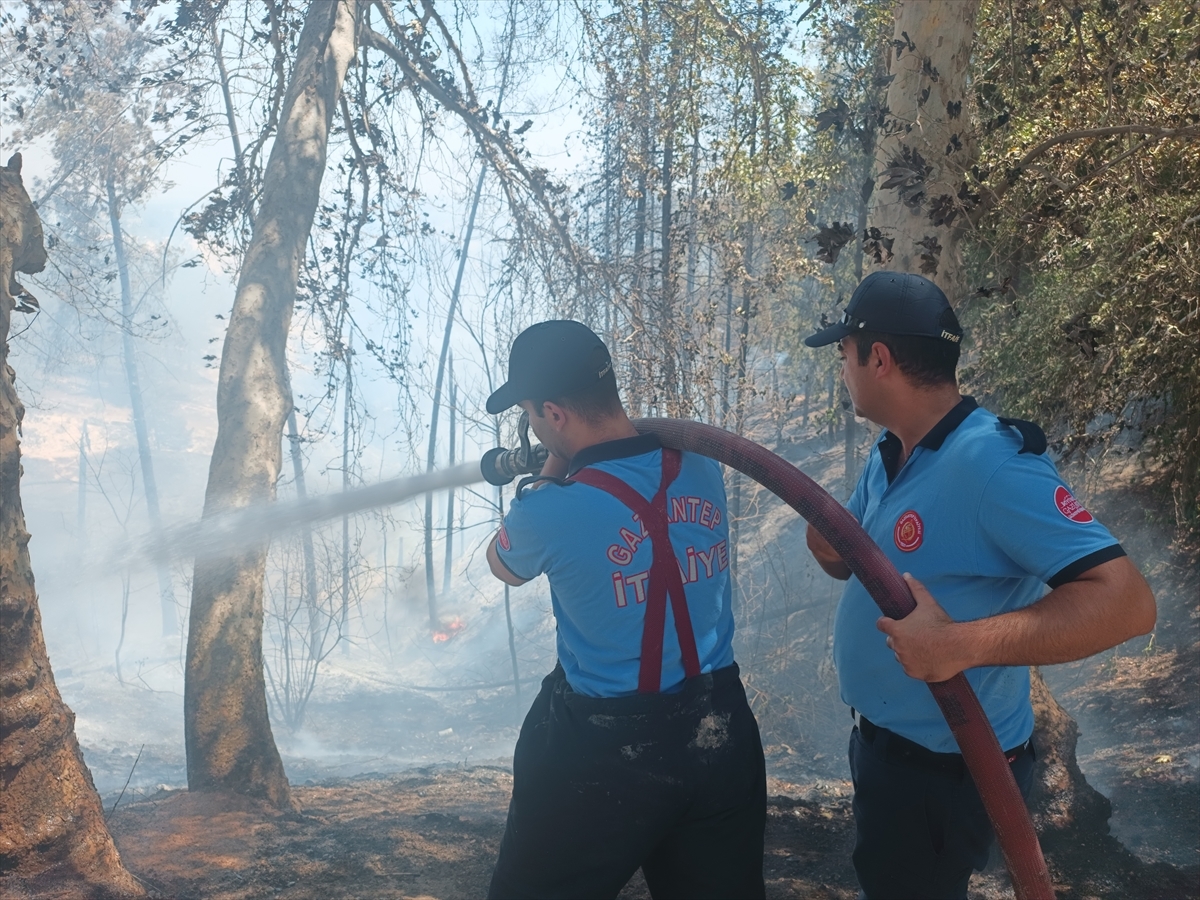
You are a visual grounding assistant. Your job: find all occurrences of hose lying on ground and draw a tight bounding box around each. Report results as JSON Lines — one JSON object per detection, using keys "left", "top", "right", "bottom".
{"left": 633, "top": 418, "right": 1054, "bottom": 900}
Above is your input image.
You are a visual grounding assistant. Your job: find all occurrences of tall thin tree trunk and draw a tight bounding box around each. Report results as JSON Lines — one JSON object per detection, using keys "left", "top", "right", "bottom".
{"left": 684, "top": 101, "right": 701, "bottom": 404}
{"left": 425, "top": 165, "right": 484, "bottom": 628}
{"left": 185, "top": 0, "right": 360, "bottom": 811}
{"left": 844, "top": 150, "right": 872, "bottom": 497}
{"left": 729, "top": 221, "right": 754, "bottom": 602}
{"left": 115, "top": 573, "right": 130, "bottom": 685}
{"left": 285, "top": 408, "right": 321, "bottom": 659}
{"left": 659, "top": 39, "right": 679, "bottom": 415}
{"left": 107, "top": 174, "right": 177, "bottom": 636}
{"left": 341, "top": 333, "right": 353, "bottom": 656}
{"left": 494, "top": 414, "right": 521, "bottom": 705}
{"left": 1, "top": 155, "right": 143, "bottom": 898}
{"left": 380, "top": 514, "right": 392, "bottom": 659}
{"left": 212, "top": 18, "right": 246, "bottom": 187}
{"left": 423, "top": 18, "right": 516, "bottom": 625}
{"left": 77, "top": 422, "right": 88, "bottom": 555}
{"left": 721, "top": 282, "right": 733, "bottom": 427}
{"left": 442, "top": 358, "right": 455, "bottom": 596}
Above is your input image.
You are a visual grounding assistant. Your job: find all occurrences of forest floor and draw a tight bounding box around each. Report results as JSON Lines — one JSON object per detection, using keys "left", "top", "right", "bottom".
{"left": 102, "top": 640, "right": 1199, "bottom": 900}
{"left": 93, "top": 435, "right": 1198, "bottom": 899}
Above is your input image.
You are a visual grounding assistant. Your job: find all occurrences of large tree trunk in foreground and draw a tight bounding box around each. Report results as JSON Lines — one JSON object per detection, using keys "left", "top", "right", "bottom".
{"left": 866, "top": 0, "right": 980, "bottom": 302}
{"left": 185, "top": 0, "right": 360, "bottom": 811}
{"left": 0, "top": 156, "right": 143, "bottom": 898}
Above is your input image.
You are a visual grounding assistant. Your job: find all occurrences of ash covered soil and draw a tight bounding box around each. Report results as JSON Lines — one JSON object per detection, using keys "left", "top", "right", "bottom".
{"left": 108, "top": 770, "right": 865, "bottom": 900}
{"left": 89, "top": 440, "right": 1198, "bottom": 899}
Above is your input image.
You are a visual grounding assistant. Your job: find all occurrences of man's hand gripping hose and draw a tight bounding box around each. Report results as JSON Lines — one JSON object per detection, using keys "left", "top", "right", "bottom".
{"left": 484, "top": 417, "right": 1054, "bottom": 900}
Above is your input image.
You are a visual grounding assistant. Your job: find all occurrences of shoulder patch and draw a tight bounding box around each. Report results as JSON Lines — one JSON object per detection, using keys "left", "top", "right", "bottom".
{"left": 998, "top": 416, "right": 1048, "bottom": 455}
{"left": 497, "top": 525, "right": 511, "bottom": 551}
{"left": 894, "top": 510, "right": 924, "bottom": 552}
{"left": 1054, "top": 486, "right": 1094, "bottom": 523}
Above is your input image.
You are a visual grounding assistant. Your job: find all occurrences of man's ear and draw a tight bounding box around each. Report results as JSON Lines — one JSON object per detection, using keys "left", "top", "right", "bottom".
{"left": 541, "top": 400, "right": 569, "bottom": 432}
{"left": 870, "top": 341, "right": 895, "bottom": 377}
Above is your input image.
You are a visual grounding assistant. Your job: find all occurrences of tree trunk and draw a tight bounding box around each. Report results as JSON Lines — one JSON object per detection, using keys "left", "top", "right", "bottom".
{"left": 493, "top": 410, "right": 521, "bottom": 706}
{"left": 340, "top": 333, "right": 352, "bottom": 656}
{"left": 425, "top": 164, "right": 487, "bottom": 628}
{"left": 77, "top": 422, "right": 88, "bottom": 557}
{"left": 285, "top": 408, "right": 322, "bottom": 660}
{"left": 866, "top": 0, "right": 980, "bottom": 302}
{"left": 1, "top": 156, "right": 143, "bottom": 898}
{"left": 442, "top": 359, "right": 455, "bottom": 597}
{"left": 106, "top": 174, "right": 177, "bottom": 636}
{"left": 1028, "top": 667, "right": 1113, "bottom": 845}
{"left": 185, "top": 0, "right": 360, "bottom": 811}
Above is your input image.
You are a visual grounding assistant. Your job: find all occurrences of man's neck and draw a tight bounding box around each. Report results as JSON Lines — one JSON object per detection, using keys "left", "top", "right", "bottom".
{"left": 564, "top": 413, "right": 641, "bottom": 460}
{"left": 880, "top": 385, "right": 964, "bottom": 464}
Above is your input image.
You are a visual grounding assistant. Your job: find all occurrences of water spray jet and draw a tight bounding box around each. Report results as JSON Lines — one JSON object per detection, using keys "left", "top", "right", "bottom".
{"left": 116, "top": 462, "right": 487, "bottom": 572}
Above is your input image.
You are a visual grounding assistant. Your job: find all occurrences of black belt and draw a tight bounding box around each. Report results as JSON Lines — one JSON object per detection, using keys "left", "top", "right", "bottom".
{"left": 854, "top": 710, "right": 1033, "bottom": 778}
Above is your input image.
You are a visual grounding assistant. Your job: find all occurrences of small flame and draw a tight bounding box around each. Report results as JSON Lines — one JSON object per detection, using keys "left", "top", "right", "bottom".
{"left": 431, "top": 616, "right": 464, "bottom": 643}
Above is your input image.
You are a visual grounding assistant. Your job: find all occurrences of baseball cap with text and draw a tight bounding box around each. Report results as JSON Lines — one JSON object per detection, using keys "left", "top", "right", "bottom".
{"left": 486, "top": 320, "right": 614, "bottom": 414}
{"left": 804, "top": 271, "right": 963, "bottom": 348}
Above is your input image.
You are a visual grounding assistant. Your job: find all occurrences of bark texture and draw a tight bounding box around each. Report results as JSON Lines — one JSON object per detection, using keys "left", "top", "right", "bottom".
{"left": 0, "top": 156, "right": 144, "bottom": 898}
{"left": 1028, "top": 667, "right": 1112, "bottom": 844}
{"left": 866, "top": 0, "right": 981, "bottom": 302}
{"left": 185, "top": 0, "right": 360, "bottom": 811}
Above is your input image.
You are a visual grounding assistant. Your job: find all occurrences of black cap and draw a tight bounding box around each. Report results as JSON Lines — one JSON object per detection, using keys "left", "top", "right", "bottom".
{"left": 486, "top": 320, "right": 613, "bottom": 414}
{"left": 804, "top": 271, "right": 963, "bottom": 348}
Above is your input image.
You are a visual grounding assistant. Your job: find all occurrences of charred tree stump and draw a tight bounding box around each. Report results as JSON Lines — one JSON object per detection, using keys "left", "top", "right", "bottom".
{"left": 1029, "top": 666, "right": 1113, "bottom": 846}
{"left": 0, "top": 155, "right": 143, "bottom": 898}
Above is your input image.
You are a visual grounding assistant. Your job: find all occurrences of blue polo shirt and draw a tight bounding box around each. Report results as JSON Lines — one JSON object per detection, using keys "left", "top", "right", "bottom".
{"left": 496, "top": 434, "right": 736, "bottom": 698}
{"left": 836, "top": 397, "right": 1125, "bottom": 753}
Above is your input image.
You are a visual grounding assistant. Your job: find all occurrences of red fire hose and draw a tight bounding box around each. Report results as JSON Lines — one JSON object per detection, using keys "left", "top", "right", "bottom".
{"left": 634, "top": 418, "right": 1055, "bottom": 900}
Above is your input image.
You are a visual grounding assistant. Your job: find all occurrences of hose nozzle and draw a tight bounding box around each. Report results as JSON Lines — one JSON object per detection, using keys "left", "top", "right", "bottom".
{"left": 481, "top": 410, "right": 549, "bottom": 486}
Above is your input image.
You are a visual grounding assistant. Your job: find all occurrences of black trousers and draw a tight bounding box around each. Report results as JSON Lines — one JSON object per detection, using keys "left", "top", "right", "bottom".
{"left": 848, "top": 721, "right": 1036, "bottom": 900}
{"left": 488, "top": 663, "right": 766, "bottom": 900}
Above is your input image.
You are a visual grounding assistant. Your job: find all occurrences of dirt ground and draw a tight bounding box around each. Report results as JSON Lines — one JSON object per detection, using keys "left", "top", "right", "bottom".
{"left": 107, "top": 771, "right": 855, "bottom": 900}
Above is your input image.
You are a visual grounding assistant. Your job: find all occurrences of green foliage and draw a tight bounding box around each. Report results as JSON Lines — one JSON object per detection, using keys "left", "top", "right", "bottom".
{"left": 964, "top": 0, "right": 1200, "bottom": 542}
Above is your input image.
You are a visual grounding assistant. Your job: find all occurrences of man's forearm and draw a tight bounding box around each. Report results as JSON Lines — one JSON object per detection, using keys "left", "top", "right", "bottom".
{"left": 882, "top": 557, "right": 1156, "bottom": 682}
{"left": 951, "top": 557, "right": 1156, "bottom": 670}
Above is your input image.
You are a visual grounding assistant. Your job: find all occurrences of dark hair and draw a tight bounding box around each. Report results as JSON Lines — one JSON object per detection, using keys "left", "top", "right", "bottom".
{"left": 851, "top": 330, "right": 959, "bottom": 387}
{"left": 538, "top": 370, "right": 623, "bottom": 424}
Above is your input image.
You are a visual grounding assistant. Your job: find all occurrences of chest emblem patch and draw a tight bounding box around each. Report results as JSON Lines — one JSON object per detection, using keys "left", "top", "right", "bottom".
{"left": 1054, "top": 486, "right": 1094, "bottom": 523}
{"left": 497, "top": 525, "right": 511, "bottom": 551}
{"left": 894, "top": 510, "right": 924, "bottom": 552}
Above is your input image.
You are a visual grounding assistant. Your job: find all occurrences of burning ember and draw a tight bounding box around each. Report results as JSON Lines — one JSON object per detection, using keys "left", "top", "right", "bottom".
{"left": 431, "top": 617, "right": 464, "bottom": 643}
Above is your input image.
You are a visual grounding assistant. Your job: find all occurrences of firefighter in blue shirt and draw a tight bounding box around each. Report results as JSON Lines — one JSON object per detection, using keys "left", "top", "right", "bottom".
{"left": 804, "top": 271, "right": 1156, "bottom": 899}
{"left": 483, "top": 320, "right": 766, "bottom": 900}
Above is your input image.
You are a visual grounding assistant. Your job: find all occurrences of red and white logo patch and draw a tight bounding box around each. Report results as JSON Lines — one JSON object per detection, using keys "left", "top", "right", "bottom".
{"left": 1054, "top": 486, "right": 1094, "bottom": 523}
{"left": 497, "top": 525, "right": 511, "bottom": 551}
{"left": 894, "top": 510, "right": 924, "bottom": 552}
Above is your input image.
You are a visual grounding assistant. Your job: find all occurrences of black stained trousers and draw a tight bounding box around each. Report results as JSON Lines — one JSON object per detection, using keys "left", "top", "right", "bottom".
{"left": 848, "top": 724, "right": 1036, "bottom": 900}
{"left": 487, "top": 663, "right": 767, "bottom": 900}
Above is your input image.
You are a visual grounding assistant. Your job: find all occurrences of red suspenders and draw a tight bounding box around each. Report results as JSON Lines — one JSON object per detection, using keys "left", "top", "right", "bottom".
{"left": 570, "top": 448, "right": 702, "bottom": 693}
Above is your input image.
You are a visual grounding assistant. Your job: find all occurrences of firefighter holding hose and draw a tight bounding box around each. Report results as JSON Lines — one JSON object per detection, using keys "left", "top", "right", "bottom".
{"left": 804, "top": 271, "right": 1156, "bottom": 899}
{"left": 483, "top": 321, "right": 766, "bottom": 899}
